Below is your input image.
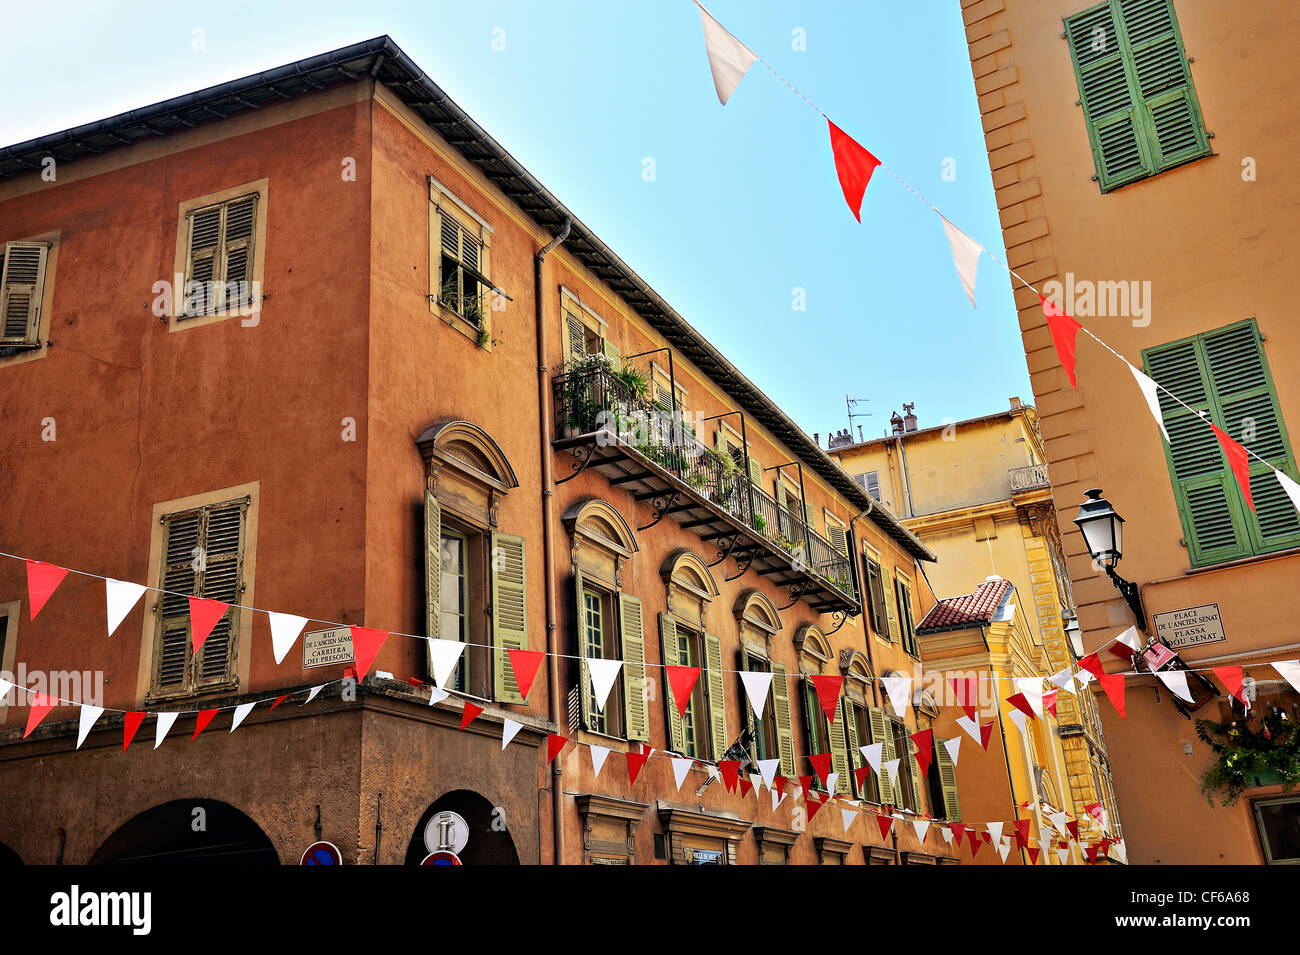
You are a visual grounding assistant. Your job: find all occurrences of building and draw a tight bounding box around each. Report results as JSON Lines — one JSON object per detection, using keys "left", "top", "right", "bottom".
{"left": 830, "top": 400, "right": 1122, "bottom": 857}
{"left": 0, "top": 37, "right": 968, "bottom": 864}
{"left": 960, "top": 0, "right": 1300, "bottom": 863}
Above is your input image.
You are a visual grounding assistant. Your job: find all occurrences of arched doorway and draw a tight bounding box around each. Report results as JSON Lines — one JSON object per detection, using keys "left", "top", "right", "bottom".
{"left": 405, "top": 790, "right": 519, "bottom": 865}
{"left": 91, "top": 799, "right": 278, "bottom": 864}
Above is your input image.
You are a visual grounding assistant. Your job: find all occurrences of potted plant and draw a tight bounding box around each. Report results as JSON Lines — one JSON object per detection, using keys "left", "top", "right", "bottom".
{"left": 1196, "top": 707, "right": 1300, "bottom": 805}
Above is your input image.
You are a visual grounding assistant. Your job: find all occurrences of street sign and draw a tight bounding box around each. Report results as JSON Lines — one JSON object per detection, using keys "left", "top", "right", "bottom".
{"left": 1153, "top": 603, "right": 1226, "bottom": 650}
{"left": 300, "top": 841, "right": 343, "bottom": 865}
{"left": 302, "top": 626, "right": 355, "bottom": 669}
{"left": 423, "top": 810, "right": 469, "bottom": 854}
{"left": 421, "top": 850, "right": 462, "bottom": 865}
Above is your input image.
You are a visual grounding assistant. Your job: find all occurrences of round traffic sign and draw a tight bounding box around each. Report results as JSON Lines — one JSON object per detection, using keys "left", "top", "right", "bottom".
{"left": 423, "top": 811, "right": 469, "bottom": 854}
{"left": 421, "top": 850, "right": 462, "bottom": 865}
{"left": 300, "top": 841, "right": 343, "bottom": 865}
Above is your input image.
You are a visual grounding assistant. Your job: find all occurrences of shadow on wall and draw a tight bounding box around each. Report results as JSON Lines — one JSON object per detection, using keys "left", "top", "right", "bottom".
{"left": 404, "top": 789, "right": 519, "bottom": 865}
{"left": 90, "top": 799, "right": 279, "bottom": 865}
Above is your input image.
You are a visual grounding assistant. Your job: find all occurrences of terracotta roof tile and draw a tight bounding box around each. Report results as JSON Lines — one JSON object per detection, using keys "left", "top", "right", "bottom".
{"left": 917, "top": 578, "right": 1014, "bottom": 632}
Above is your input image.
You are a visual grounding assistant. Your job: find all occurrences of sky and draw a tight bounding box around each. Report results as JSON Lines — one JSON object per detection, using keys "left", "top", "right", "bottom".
{"left": 0, "top": 0, "right": 1031, "bottom": 443}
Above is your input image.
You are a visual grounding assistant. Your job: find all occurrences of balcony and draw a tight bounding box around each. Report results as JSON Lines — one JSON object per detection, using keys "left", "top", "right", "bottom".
{"left": 552, "top": 362, "right": 859, "bottom": 614}
{"left": 1009, "top": 462, "right": 1051, "bottom": 493}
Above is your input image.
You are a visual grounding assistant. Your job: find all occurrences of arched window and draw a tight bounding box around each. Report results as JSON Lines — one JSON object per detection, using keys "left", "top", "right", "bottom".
{"left": 658, "top": 551, "right": 724, "bottom": 762}
{"left": 878, "top": 668, "right": 926, "bottom": 815}
{"left": 733, "top": 591, "right": 793, "bottom": 777}
{"left": 793, "top": 624, "right": 850, "bottom": 796}
{"left": 838, "top": 649, "right": 878, "bottom": 803}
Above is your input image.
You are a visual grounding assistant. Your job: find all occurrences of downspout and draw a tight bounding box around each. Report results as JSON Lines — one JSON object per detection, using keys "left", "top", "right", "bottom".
{"left": 983, "top": 623, "right": 1030, "bottom": 864}
{"left": 895, "top": 436, "right": 915, "bottom": 518}
{"left": 847, "top": 499, "right": 880, "bottom": 708}
{"left": 536, "top": 216, "right": 571, "bottom": 866}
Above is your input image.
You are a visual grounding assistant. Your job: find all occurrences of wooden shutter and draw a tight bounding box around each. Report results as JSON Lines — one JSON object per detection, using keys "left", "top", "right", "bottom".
{"left": 747, "top": 455, "right": 761, "bottom": 486}
{"left": 185, "top": 203, "right": 222, "bottom": 315}
{"left": 843, "top": 697, "right": 863, "bottom": 797}
{"left": 424, "top": 490, "right": 441, "bottom": 646}
{"left": 882, "top": 568, "right": 900, "bottom": 642}
{"left": 907, "top": 734, "right": 925, "bottom": 813}
{"left": 0, "top": 241, "right": 49, "bottom": 346}
{"left": 770, "top": 662, "right": 796, "bottom": 777}
{"left": 490, "top": 532, "right": 528, "bottom": 704}
{"left": 935, "top": 736, "right": 962, "bottom": 820}
{"left": 659, "top": 613, "right": 687, "bottom": 753}
{"left": 865, "top": 472, "right": 881, "bottom": 501}
{"left": 576, "top": 570, "right": 593, "bottom": 730}
{"left": 868, "top": 706, "right": 895, "bottom": 805}
{"left": 827, "top": 519, "right": 848, "bottom": 555}
{"left": 828, "top": 699, "right": 851, "bottom": 795}
{"left": 222, "top": 195, "right": 256, "bottom": 308}
{"left": 197, "top": 502, "right": 244, "bottom": 686}
{"left": 602, "top": 337, "right": 621, "bottom": 365}
{"left": 563, "top": 310, "right": 587, "bottom": 361}
{"left": 704, "top": 632, "right": 727, "bottom": 761}
{"left": 156, "top": 511, "right": 201, "bottom": 691}
{"left": 620, "top": 594, "right": 649, "bottom": 741}
{"left": 1121, "top": 0, "right": 1208, "bottom": 169}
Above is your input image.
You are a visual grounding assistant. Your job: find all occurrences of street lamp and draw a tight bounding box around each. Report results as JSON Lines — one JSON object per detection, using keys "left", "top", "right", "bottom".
{"left": 1073, "top": 488, "right": 1146, "bottom": 631}
{"left": 1063, "top": 614, "right": 1084, "bottom": 659}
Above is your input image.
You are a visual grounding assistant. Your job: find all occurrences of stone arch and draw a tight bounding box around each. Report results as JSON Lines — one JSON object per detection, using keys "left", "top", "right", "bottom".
{"left": 660, "top": 548, "right": 719, "bottom": 598}
{"left": 90, "top": 798, "right": 278, "bottom": 864}
{"left": 416, "top": 419, "right": 519, "bottom": 490}
{"left": 562, "top": 497, "right": 638, "bottom": 556}
{"left": 838, "top": 648, "right": 874, "bottom": 704}
{"left": 793, "top": 623, "right": 831, "bottom": 671}
{"left": 733, "top": 589, "right": 780, "bottom": 635}
{"left": 405, "top": 789, "right": 520, "bottom": 865}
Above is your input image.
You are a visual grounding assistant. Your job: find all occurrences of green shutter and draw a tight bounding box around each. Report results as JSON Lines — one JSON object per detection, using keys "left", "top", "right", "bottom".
{"left": 424, "top": 490, "right": 441, "bottom": 656}
{"left": 714, "top": 428, "right": 727, "bottom": 455}
{"left": 704, "top": 632, "right": 727, "bottom": 761}
{"left": 882, "top": 568, "right": 900, "bottom": 643}
{"left": 935, "top": 736, "right": 962, "bottom": 821}
{"left": 828, "top": 697, "right": 851, "bottom": 795}
{"left": 1122, "top": 0, "right": 1209, "bottom": 169}
{"left": 490, "top": 532, "right": 527, "bottom": 704}
{"left": 620, "top": 594, "right": 649, "bottom": 741}
{"left": 869, "top": 706, "right": 895, "bottom": 806}
{"left": 197, "top": 502, "right": 244, "bottom": 685}
{"left": 564, "top": 310, "right": 586, "bottom": 360}
{"left": 907, "top": 735, "right": 925, "bottom": 813}
{"left": 602, "top": 336, "right": 620, "bottom": 365}
{"left": 771, "top": 662, "right": 796, "bottom": 777}
{"left": 576, "top": 570, "right": 593, "bottom": 730}
{"left": 0, "top": 241, "right": 49, "bottom": 346}
{"left": 660, "top": 613, "right": 687, "bottom": 754}
{"left": 803, "top": 501, "right": 815, "bottom": 530}
{"left": 747, "top": 455, "right": 761, "bottom": 485}
{"left": 843, "top": 697, "right": 863, "bottom": 797}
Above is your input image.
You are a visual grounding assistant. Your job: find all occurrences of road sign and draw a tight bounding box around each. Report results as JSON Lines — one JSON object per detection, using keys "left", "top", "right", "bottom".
{"left": 421, "top": 850, "right": 462, "bottom": 865}
{"left": 423, "top": 811, "right": 468, "bottom": 854}
{"left": 300, "top": 841, "right": 343, "bottom": 865}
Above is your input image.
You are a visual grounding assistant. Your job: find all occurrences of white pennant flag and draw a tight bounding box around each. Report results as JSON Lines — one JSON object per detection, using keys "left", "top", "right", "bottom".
{"left": 939, "top": 214, "right": 983, "bottom": 307}
{"left": 943, "top": 735, "right": 962, "bottom": 767}
{"left": 230, "top": 701, "right": 257, "bottom": 733}
{"left": 987, "top": 822, "right": 1004, "bottom": 844}
{"left": 1050, "top": 811, "right": 1069, "bottom": 836}
{"left": 303, "top": 685, "right": 324, "bottom": 705}
{"left": 268, "top": 612, "right": 309, "bottom": 666}
{"left": 757, "top": 757, "right": 781, "bottom": 790}
{"left": 939, "top": 826, "right": 954, "bottom": 845}
{"left": 1049, "top": 667, "right": 1077, "bottom": 694}
{"left": 694, "top": 1, "right": 758, "bottom": 106}
{"left": 427, "top": 639, "right": 466, "bottom": 689}
{"left": 104, "top": 578, "right": 147, "bottom": 637}
{"left": 1008, "top": 708, "right": 1029, "bottom": 737}
{"left": 1115, "top": 625, "right": 1144, "bottom": 657}
{"left": 76, "top": 704, "right": 104, "bottom": 749}
{"left": 996, "top": 839, "right": 1012, "bottom": 863}
{"left": 1128, "top": 362, "right": 1171, "bottom": 442}
{"left": 1074, "top": 666, "right": 1096, "bottom": 688}
{"left": 1273, "top": 660, "right": 1300, "bottom": 694}
{"left": 912, "top": 819, "right": 931, "bottom": 842}
{"left": 881, "top": 675, "right": 912, "bottom": 716}
{"left": 1155, "top": 669, "right": 1195, "bottom": 704}
{"left": 589, "top": 744, "right": 610, "bottom": 778}
{"left": 739, "top": 670, "right": 773, "bottom": 717}
{"left": 1057, "top": 847, "right": 1071, "bottom": 865}
{"left": 956, "top": 715, "right": 983, "bottom": 745}
{"left": 826, "top": 772, "right": 839, "bottom": 794}
{"left": 1037, "top": 837, "right": 1052, "bottom": 859}
{"left": 586, "top": 658, "right": 623, "bottom": 712}
{"left": 154, "top": 711, "right": 179, "bottom": 749}
{"left": 428, "top": 686, "right": 450, "bottom": 706}
{"left": 841, "top": 808, "right": 857, "bottom": 834}
{"left": 672, "top": 756, "right": 694, "bottom": 791}
{"left": 883, "top": 757, "right": 901, "bottom": 788}
{"left": 501, "top": 718, "right": 523, "bottom": 750}
{"left": 771, "top": 787, "right": 783, "bottom": 812}
{"left": 1013, "top": 677, "right": 1045, "bottom": 718}
{"left": 859, "top": 742, "right": 883, "bottom": 777}
{"left": 0, "top": 678, "right": 15, "bottom": 705}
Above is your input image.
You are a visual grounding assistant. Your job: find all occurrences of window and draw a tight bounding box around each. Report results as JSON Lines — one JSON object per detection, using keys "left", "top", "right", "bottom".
{"left": 1253, "top": 796, "right": 1300, "bottom": 865}
{"left": 844, "top": 697, "right": 880, "bottom": 803}
{"left": 932, "top": 734, "right": 963, "bottom": 821}
{"left": 864, "top": 556, "right": 888, "bottom": 637}
{"left": 663, "top": 620, "right": 712, "bottom": 759}
{"left": 741, "top": 653, "right": 779, "bottom": 763}
{"left": 182, "top": 194, "right": 258, "bottom": 317}
{"left": 802, "top": 678, "right": 827, "bottom": 779}
{"left": 429, "top": 180, "right": 493, "bottom": 346}
{"left": 1, "top": 241, "right": 50, "bottom": 351}
{"left": 895, "top": 576, "right": 919, "bottom": 657}
{"left": 660, "top": 552, "right": 725, "bottom": 759}
{"left": 824, "top": 512, "right": 848, "bottom": 556}
{"left": 1143, "top": 319, "right": 1300, "bottom": 566}
{"left": 152, "top": 498, "right": 247, "bottom": 697}
{"left": 580, "top": 587, "right": 625, "bottom": 737}
{"left": 796, "top": 625, "right": 850, "bottom": 795}
{"left": 865, "top": 705, "right": 899, "bottom": 806}
{"left": 561, "top": 292, "right": 617, "bottom": 365}
{"left": 853, "top": 471, "right": 881, "bottom": 502}
{"left": 889, "top": 718, "right": 926, "bottom": 814}
{"left": 1064, "top": 0, "right": 1210, "bottom": 192}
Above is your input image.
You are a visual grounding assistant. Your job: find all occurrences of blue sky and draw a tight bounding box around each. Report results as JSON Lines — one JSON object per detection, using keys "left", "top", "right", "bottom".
{"left": 1, "top": 0, "right": 1030, "bottom": 441}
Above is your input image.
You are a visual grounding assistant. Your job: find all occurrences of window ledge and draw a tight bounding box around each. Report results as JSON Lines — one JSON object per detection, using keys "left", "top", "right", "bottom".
{"left": 433, "top": 299, "right": 490, "bottom": 350}
{"left": 1185, "top": 545, "right": 1300, "bottom": 576}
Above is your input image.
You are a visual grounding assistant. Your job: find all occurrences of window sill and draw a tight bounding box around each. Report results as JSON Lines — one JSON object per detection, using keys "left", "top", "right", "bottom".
{"left": 1184, "top": 545, "right": 1300, "bottom": 576}
{"left": 433, "top": 300, "right": 491, "bottom": 350}
{"left": 1098, "top": 149, "right": 1216, "bottom": 195}
{"left": 575, "top": 728, "right": 634, "bottom": 750}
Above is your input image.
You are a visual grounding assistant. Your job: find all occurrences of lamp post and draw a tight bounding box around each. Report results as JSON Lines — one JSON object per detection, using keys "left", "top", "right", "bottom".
{"left": 1073, "top": 488, "right": 1147, "bottom": 631}
{"left": 1063, "top": 614, "right": 1084, "bottom": 659}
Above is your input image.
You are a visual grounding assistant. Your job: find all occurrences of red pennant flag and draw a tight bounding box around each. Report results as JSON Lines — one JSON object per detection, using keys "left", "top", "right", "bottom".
{"left": 1212, "top": 666, "right": 1247, "bottom": 705}
{"left": 808, "top": 753, "right": 833, "bottom": 789}
{"left": 1211, "top": 425, "right": 1255, "bottom": 511}
{"left": 740, "top": 778, "right": 754, "bottom": 798}
{"left": 270, "top": 694, "right": 289, "bottom": 711}
{"left": 343, "top": 667, "right": 358, "bottom": 681}
{"left": 123, "top": 711, "right": 146, "bottom": 751}
{"left": 811, "top": 675, "right": 844, "bottom": 722}
{"left": 406, "top": 676, "right": 425, "bottom": 686}
{"left": 1006, "top": 692, "right": 1037, "bottom": 721}
{"left": 626, "top": 749, "right": 650, "bottom": 785}
{"left": 459, "top": 702, "right": 484, "bottom": 730}
{"left": 23, "top": 692, "right": 58, "bottom": 738}
{"left": 547, "top": 733, "right": 568, "bottom": 763}
{"left": 876, "top": 814, "right": 894, "bottom": 839}
{"left": 1043, "top": 688, "right": 1059, "bottom": 717}
{"left": 666, "top": 666, "right": 701, "bottom": 718}
{"left": 1098, "top": 672, "right": 1126, "bottom": 718}
{"left": 25, "top": 561, "right": 69, "bottom": 620}
{"left": 188, "top": 596, "right": 230, "bottom": 654}
{"left": 1085, "top": 844, "right": 1100, "bottom": 864}
{"left": 950, "top": 675, "right": 979, "bottom": 720}
{"left": 799, "top": 775, "right": 815, "bottom": 800}
{"left": 506, "top": 649, "right": 545, "bottom": 700}
{"left": 1028, "top": 847, "right": 1041, "bottom": 865}
{"left": 806, "top": 791, "right": 826, "bottom": 821}
{"left": 970, "top": 836, "right": 983, "bottom": 859}
{"left": 1067, "top": 820, "right": 1080, "bottom": 842}
{"left": 1078, "top": 653, "right": 1105, "bottom": 679}
{"left": 1039, "top": 294, "right": 1084, "bottom": 389}
{"left": 349, "top": 626, "right": 389, "bottom": 678}
{"left": 1014, "top": 818, "right": 1031, "bottom": 849}
{"left": 192, "top": 708, "right": 219, "bottom": 739}
{"left": 951, "top": 822, "right": 967, "bottom": 847}
{"left": 979, "top": 720, "right": 995, "bottom": 751}
{"left": 854, "top": 765, "right": 873, "bottom": 790}
{"left": 719, "top": 759, "right": 741, "bottom": 793}
{"left": 911, "top": 729, "right": 934, "bottom": 778}
{"left": 828, "top": 120, "right": 881, "bottom": 222}
{"left": 775, "top": 776, "right": 787, "bottom": 800}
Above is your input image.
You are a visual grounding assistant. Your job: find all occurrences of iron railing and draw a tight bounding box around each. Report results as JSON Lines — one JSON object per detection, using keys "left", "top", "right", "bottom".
{"left": 554, "top": 360, "right": 856, "bottom": 600}
{"left": 1009, "top": 462, "right": 1051, "bottom": 492}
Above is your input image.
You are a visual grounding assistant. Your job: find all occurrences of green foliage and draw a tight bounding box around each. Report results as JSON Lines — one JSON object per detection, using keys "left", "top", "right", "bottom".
{"left": 1197, "top": 709, "right": 1300, "bottom": 805}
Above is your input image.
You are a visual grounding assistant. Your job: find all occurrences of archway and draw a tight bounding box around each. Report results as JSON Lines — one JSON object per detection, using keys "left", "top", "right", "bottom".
{"left": 405, "top": 790, "right": 520, "bottom": 865}
{"left": 90, "top": 799, "right": 278, "bottom": 865}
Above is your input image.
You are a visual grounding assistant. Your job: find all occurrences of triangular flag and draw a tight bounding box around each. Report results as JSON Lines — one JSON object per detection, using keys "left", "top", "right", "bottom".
{"left": 547, "top": 734, "right": 568, "bottom": 762}
{"left": 911, "top": 729, "right": 934, "bottom": 778}
{"left": 501, "top": 718, "right": 523, "bottom": 750}
{"left": 1211, "top": 424, "right": 1255, "bottom": 511}
{"left": 828, "top": 120, "right": 881, "bottom": 222}
{"left": 809, "top": 753, "right": 833, "bottom": 789}
{"left": 806, "top": 791, "right": 826, "bottom": 821}
{"left": 694, "top": 0, "right": 758, "bottom": 106}
{"left": 1273, "top": 660, "right": 1300, "bottom": 694}
{"left": 876, "top": 814, "right": 894, "bottom": 839}
{"left": 1127, "top": 362, "right": 1171, "bottom": 442}
{"left": 1013, "top": 677, "right": 1045, "bottom": 718}
{"left": 302, "top": 685, "right": 324, "bottom": 705}
{"left": 950, "top": 823, "right": 966, "bottom": 847}
{"left": 1049, "top": 811, "right": 1069, "bottom": 836}
{"left": 26, "top": 560, "right": 69, "bottom": 620}
{"left": 943, "top": 735, "right": 961, "bottom": 766}
{"left": 987, "top": 822, "right": 1004, "bottom": 844}
{"left": 1098, "top": 672, "right": 1126, "bottom": 718}
{"left": 811, "top": 675, "right": 843, "bottom": 722}
{"left": 427, "top": 639, "right": 466, "bottom": 689}
{"left": 955, "top": 715, "right": 984, "bottom": 747}
{"left": 1043, "top": 688, "right": 1059, "bottom": 717}
{"left": 1109, "top": 626, "right": 1143, "bottom": 660}
{"left": 1039, "top": 294, "right": 1083, "bottom": 389}
{"left": 76, "top": 703, "right": 104, "bottom": 748}
{"left": 1213, "top": 666, "right": 1247, "bottom": 705}
{"left": 506, "top": 649, "right": 545, "bottom": 700}
{"left": 1057, "top": 847, "right": 1070, "bottom": 865}
{"left": 939, "top": 214, "right": 983, "bottom": 306}
{"left": 881, "top": 675, "right": 912, "bottom": 716}
{"left": 672, "top": 756, "right": 694, "bottom": 791}
{"left": 666, "top": 665, "right": 701, "bottom": 718}
{"left": 1155, "top": 669, "right": 1195, "bottom": 703}
{"left": 188, "top": 596, "right": 229, "bottom": 654}
{"left": 267, "top": 612, "right": 309, "bottom": 666}
{"left": 192, "top": 708, "right": 218, "bottom": 739}
{"left": 997, "top": 839, "right": 1012, "bottom": 863}
{"left": 23, "top": 692, "right": 58, "bottom": 738}
{"left": 1078, "top": 653, "right": 1105, "bottom": 679}
{"left": 587, "top": 658, "right": 623, "bottom": 713}
{"left": 154, "top": 711, "right": 179, "bottom": 748}
{"left": 739, "top": 670, "right": 772, "bottom": 716}
{"left": 104, "top": 578, "right": 147, "bottom": 637}
{"left": 883, "top": 757, "right": 901, "bottom": 789}
{"left": 950, "top": 675, "right": 980, "bottom": 720}
{"left": 912, "top": 819, "right": 931, "bottom": 842}
{"left": 349, "top": 626, "right": 388, "bottom": 677}
{"left": 1085, "top": 844, "right": 1100, "bottom": 864}
{"left": 1278, "top": 472, "right": 1300, "bottom": 519}
{"left": 841, "top": 808, "right": 857, "bottom": 834}
{"left": 1007, "top": 693, "right": 1037, "bottom": 722}
{"left": 459, "top": 702, "right": 483, "bottom": 730}
{"left": 742, "top": 777, "right": 756, "bottom": 800}
{"left": 1067, "top": 820, "right": 1080, "bottom": 842}
{"left": 230, "top": 701, "right": 257, "bottom": 733}
{"left": 1049, "top": 667, "right": 1077, "bottom": 694}
{"left": 271, "top": 694, "right": 290, "bottom": 710}
{"left": 589, "top": 744, "right": 610, "bottom": 778}
{"left": 123, "top": 711, "right": 145, "bottom": 751}
{"left": 719, "top": 759, "right": 741, "bottom": 792}
{"left": 860, "top": 741, "right": 883, "bottom": 776}
{"left": 939, "top": 826, "right": 954, "bottom": 845}
{"left": 627, "top": 747, "right": 651, "bottom": 785}
{"left": 1008, "top": 708, "right": 1028, "bottom": 737}
{"left": 970, "top": 836, "right": 984, "bottom": 859}
{"left": 1014, "top": 819, "right": 1031, "bottom": 849}
{"left": 757, "top": 757, "right": 780, "bottom": 790}
{"left": 1028, "top": 847, "right": 1041, "bottom": 865}
{"left": 980, "top": 720, "right": 994, "bottom": 750}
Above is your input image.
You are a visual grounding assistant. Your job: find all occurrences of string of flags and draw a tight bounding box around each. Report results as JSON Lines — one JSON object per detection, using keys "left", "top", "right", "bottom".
{"left": 690, "top": 1, "right": 1300, "bottom": 521}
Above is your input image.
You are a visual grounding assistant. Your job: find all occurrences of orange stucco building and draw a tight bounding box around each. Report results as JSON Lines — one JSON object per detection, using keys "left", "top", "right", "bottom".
{"left": 0, "top": 37, "right": 977, "bottom": 864}
{"left": 961, "top": 0, "right": 1300, "bottom": 863}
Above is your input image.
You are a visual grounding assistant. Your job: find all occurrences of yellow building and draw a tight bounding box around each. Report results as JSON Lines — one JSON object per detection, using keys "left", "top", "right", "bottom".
{"left": 829, "top": 400, "right": 1123, "bottom": 853}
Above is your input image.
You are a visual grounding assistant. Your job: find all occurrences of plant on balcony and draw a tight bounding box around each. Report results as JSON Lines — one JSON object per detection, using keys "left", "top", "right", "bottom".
{"left": 1196, "top": 708, "right": 1300, "bottom": 805}
{"left": 556, "top": 357, "right": 607, "bottom": 438}
{"left": 611, "top": 362, "right": 649, "bottom": 400}
{"left": 751, "top": 512, "right": 767, "bottom": 534}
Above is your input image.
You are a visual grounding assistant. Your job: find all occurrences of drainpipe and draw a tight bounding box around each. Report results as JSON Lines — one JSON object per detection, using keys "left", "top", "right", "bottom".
{"left": 536, "top": 216, "right": 571, "bottom": 866}
{"left": 847, "top": 501, "right": 880, "bottom": 707}
{"left": 895, "top": 436, "right": 915, "bottom": 518}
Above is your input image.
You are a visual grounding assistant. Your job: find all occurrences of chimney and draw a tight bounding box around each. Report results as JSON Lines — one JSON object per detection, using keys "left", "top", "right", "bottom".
{"left": 903, "top": 402, "right": 918, "bottom": 433}
{"left": 890, "top": 411, "right": 904, "bottom": 435}
{"left": 857, "top": 424, "right": 864, "bottom": 442}
{"left": 1010, "top": 396, "right": 1022, "bottom": 410}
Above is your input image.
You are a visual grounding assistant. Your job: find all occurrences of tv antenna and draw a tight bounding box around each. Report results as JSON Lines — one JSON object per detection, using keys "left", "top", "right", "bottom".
{"left": 846, "top": 394, "right": 871, "bottom": 442}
